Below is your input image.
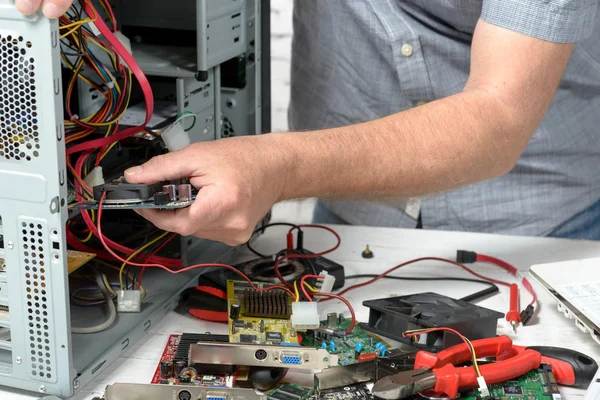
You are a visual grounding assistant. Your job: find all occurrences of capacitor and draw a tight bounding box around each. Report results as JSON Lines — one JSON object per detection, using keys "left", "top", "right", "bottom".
{"left": 174, "top": 360, "right": 187, "bottom": 376}
{"left": 329, "top": 340, "right": 336, "bottom": 352}
{"left": 375, "top": 342, "right": 383, "bottom": 351}
{"left": 153, "top": 191, "right": 170, "bottom": 205}
{"left": 321, "top": 342, "right": 328, "bottom": 349}
{"left": 162, "top": 184, "right": 177, "bottom": 201}
{"left": 230, "top": 304, "right": 241, "bottom": 320}
{"left": 338, "top": 313, "right": 344, "bottom": 324}
{"left": 160, "top": 360, "right": 174, "bottom": 379}
{"left": 357, "top": 352, "right": 378, "bottom": 363}
{"left": 178, "top": 184, "right": 193, "bottom": 201}
{"left": 355, "top": 343, "right": 363, "bottom": 353}
{"left": 380, "top": 345, "right": 388, "bottom": 356}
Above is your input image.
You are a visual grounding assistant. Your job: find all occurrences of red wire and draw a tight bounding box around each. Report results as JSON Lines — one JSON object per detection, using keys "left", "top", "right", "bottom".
{"left": 299, "top": 274, "right": 324, "bottom": 302}
{"left": 95, "top": 193, "right": 296, "bottom": 298}
{"left": 312, "top": 292, "right": 356, "bottom": 334}
{"left": 336, "top": 257, "right": 512, "bottom": 298}
{"left": 476, "top": 254, "right": 537, "bottom": 306}
{"left": 402, "top": 327, "right": 477, "bottom": 370}
{"left": 68, "top": 1, "right": 154, "bottom": 155}
{"left": 138, "top": 233, "right": 177, "bottom": 289}
{"left": 274, "top": 225, "right": 341, "bottom": 289}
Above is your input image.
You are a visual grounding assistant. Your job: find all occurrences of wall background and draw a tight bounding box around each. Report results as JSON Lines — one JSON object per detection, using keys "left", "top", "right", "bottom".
{"left": 269, "top": 1, "right": 317, "bottom": 223}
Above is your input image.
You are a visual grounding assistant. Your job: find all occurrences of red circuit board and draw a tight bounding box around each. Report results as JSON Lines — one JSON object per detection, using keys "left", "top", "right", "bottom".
{"left": 151, "top": 334, "right": 235, "bottom": 387}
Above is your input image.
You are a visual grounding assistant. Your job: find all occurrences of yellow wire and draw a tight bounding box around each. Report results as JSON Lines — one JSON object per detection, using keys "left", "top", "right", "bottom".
{"left": 119, "top": 232, "right": 170, "bottom": 290}
{"left": 102, "top": 273, "right": 116, "bottom": 296}
{"left": 293, "top": 281, "right": 300, "bottom": 302}
{"left": 404, "top": 328, "right": 482, "bottom": 376}
{"left": 98, "top": 141, "right": 117, "bottom": 163}
{"left": 303, "top": 282, "right": 318, "bottom": 293}
{"left": 94, "top": 260, "right": 147, "bottom": 299}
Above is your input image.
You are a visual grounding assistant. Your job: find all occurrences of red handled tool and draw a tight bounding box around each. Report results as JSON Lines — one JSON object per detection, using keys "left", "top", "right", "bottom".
{"left": 372, "top": 335, "right": 598, "bottom": 399}
{"left": 187, "top": 286, "right": 229, "bottom": 322}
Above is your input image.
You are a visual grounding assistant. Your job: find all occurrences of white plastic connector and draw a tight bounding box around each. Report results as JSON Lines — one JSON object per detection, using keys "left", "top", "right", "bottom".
{"left": 291, "top": 302, "right": 320, "bottom": 330}
{"left": 161, "top": 122, "right": 191, "bottom": 152}
{"left": 83, "top": 166, "right": 104, "bottom": 188}
{"left": 477, "top": 376, "right": 489, "bottom": 397}
{"left": 315, "top": 271, "right": 336, "bottom": 294}
{"left": 117, "top": 290, "right": 141, "bottom": 313}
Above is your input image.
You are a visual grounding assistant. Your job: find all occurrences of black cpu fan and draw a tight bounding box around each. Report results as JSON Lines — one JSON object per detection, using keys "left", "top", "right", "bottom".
{"left": 361, "top": 292, "right": 503, "bottom": 352}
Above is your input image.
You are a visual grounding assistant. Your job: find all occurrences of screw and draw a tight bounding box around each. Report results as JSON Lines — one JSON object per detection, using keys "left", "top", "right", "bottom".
{"left": 248, "top": 22, "right": 253, "bottom": 28}
{"left": 361, "top": 245, "right": 374, "bottom": 259}
{"left": 73, "top": 380, "right": 80, "bottom": 389}
{"left": 6, "top": 241, "right": 13, "bottom": 250}
{"left": 390, "top": 363, "right": 396, "bottom": 368}
{"left": 15, "top": 357, "right": 22, "bottom": 364}
{"left": 39, "top": 385, "right": 46, "bottom": 393}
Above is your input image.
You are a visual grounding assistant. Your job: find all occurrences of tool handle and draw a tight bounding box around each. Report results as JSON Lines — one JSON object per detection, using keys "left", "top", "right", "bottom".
{"left": 432, "top": 349, "right": 541, "bottom": 398}
{"left": 525, "top": 346, "right": 598, "bottom": 387}
{"left": 415, "top": 335, "right": 516, "bottom": 370}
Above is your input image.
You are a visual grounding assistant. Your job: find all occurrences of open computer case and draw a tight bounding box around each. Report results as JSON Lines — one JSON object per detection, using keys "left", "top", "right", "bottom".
{"left": 0, "top": 0, "right": 271, "bottom": 396}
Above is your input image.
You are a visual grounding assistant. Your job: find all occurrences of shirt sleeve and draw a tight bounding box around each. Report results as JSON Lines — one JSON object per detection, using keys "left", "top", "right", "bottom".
{"left": 481, "top": 0, "right": 599, "bottom": 43}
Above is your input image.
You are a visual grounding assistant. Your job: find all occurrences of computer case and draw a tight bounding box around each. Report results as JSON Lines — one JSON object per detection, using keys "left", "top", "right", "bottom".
{"left": 0, "top": 0, "right": 271, "bottom": 397}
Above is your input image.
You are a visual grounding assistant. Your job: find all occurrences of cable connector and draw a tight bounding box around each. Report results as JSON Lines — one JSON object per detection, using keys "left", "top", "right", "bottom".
{"left": 477, "top": 376, "right": 489, "bottom": 397}
{"left": 456, "top": 250, "right": 477, "bottom": 264}
{"left": 315, "top": 271, "right": 336, "bottom": 294}
{"left": 520, "top": 304, "right": 535, "bottom": 326}
{"left": 117, "top": 290, "right": 141, "bottom": 313}
{"left": 291, "top": 302, "right": 320, "bottom": 330}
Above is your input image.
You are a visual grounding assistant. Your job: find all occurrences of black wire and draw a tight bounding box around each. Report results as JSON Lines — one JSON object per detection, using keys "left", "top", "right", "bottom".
{"left": 344, "top": 275, "right": 499, "bottom": 303}
{"left": 246, "top": 222, "right": 303, "bottom": 257}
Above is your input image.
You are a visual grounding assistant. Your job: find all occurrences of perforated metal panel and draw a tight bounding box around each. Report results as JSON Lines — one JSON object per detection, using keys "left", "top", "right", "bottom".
{"left": 0, "top": 34, "right": 40, "bottom": 162}
{"left": 221, "top": 117, "right": 235, "bottom": 137}
{"left": 18, "top": 217, "right": 56, "bottom": 383}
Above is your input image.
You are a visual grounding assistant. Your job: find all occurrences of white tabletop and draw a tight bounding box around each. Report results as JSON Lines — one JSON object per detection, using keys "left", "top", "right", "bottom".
{"left": 3, "top": 225, "right": 600, "bottom": 399}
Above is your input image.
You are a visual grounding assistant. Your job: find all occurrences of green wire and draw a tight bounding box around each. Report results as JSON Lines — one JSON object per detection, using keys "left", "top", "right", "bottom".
{"left": 176, "top": 111, "right": 197, "bottom": 132}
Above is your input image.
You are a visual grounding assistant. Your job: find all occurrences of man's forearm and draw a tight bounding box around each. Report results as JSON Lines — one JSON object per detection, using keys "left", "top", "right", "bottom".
{"left": 269, "top": 88, "right": 531, "bottom": 201}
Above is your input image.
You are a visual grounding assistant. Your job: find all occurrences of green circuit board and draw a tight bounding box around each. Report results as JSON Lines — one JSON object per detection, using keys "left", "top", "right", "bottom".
{"left": 303, "top": 317, "right": 391, "bottom": 366}
{"left": 461, "top": 365, "right": 561, "bottom": 400}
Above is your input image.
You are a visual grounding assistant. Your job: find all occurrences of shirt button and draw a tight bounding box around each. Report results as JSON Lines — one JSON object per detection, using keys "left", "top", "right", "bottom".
{"left": 401, "top": 43, "right": 413, "bottom": 57}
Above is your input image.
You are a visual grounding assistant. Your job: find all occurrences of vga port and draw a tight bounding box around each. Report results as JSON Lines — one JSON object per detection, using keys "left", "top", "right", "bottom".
{"left": 280, "top": 352, "right": 303, "bottom": 365}
{"left": 205, "top": 392, "right": 228, "bottom": 400}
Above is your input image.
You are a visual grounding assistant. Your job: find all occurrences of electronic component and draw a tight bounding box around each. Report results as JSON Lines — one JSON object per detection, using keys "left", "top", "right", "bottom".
{"left": 103, "top": 383, "right": 264, "bottom": 400}
{"left": 243, "top": 289, "right": 291, "bottom": 319}
{"left": 230, "top": 303, "right": 241, "bottom": 320}
{"left": 227, "top": 281, "right": 297, "bottom": 344}
{"left": 361, "top": 245, "right": 374, "bottom": 259}
{"left": 240, "top": 334, "right": 256, "bottom": 343}
{"left": 327, "top": 313, "right": 337, "bottom": 328}
{"left": 291, "top": 302, "right": 320, "bottom": 330}
{"left": 66, "top": 250, "right": 97, "bottom": 274}
{"left": 163, "top": 184, "right": 177, "bottom": 201}
{"left": 458, "top": 365, "right": 563, "bottom": 400}
{"left": 160, "top": 360, "right": 174, "bottom": 379}
{"left": 315, "top": 271, "right": 336, "bottom": 294}
{"left": 178, "top": 184, "right": 193, "bottom": 202}
{"left": 153, "top": 192, "right": 170, "bottom": 205}
{"left": 93, "top": 179, "right": 164, "bottom": 203}
{"left": 318, "top": 383, "right": 374, "bottom": 400}
{"left": 304, "top": 317, "right": 391, "bottom": 366}
{"left": 267, "top": 383, "right": 314, "bottom": 400}
{"left": 151, "top": 334, "right": 235, "bottom": 387}
{"left": 117, "top": 290, "right": 142, "bottom": 313}
{"left": 188, "top": 341, "right": 338, "bottom": 371}
{"left": 161, "top": 120, "right": 191, "bottom": 152}
{"left": 362, "top": 292, "right": 503, "bottom": 352}
{"left": 266, "top": 332, "right": 283, "bottom": 343}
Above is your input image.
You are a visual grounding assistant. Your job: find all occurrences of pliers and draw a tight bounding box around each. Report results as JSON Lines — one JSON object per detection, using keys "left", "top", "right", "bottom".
{"left": 369, "top": 335, "right": 597, "bottom": 399}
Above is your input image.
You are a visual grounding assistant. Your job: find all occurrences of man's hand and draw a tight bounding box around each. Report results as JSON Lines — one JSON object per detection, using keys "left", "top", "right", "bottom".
{"left": 15, "top": 0, "right": 73, "bottom": 19}
{"left": 124, "top": 137, "right": 289, "bottom": 246}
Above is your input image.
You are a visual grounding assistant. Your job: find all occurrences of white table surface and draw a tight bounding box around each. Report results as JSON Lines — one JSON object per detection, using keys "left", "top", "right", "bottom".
{"left": 3, "top": 225, "right": 600, "bottom": 399}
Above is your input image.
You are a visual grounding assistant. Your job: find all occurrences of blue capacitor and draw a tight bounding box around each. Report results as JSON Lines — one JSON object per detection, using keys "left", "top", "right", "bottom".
{"left": 375, "top": 342, "right": 383, "bottom": 351}
{"left": 330, "top": 340, "right": 336, "bottom": 352}
{"left": 355, "top": 342, "right": 363, "bottom": 353}
{"left": 380, "top": 345, "right": 388, "bottom": 356}
{"left": 321, "top": 342, "right": 328, "bottom": 349}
